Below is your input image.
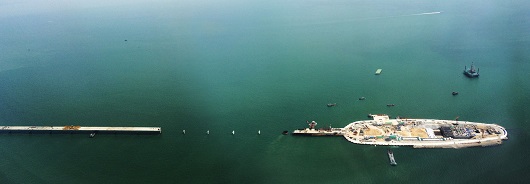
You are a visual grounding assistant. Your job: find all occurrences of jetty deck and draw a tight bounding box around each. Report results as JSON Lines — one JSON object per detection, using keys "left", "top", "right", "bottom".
{"left": 0, "top": 126, "right": 161, "bottom": 134}
{"left": 292, "top": 128, "right": 345, "bottom": 136}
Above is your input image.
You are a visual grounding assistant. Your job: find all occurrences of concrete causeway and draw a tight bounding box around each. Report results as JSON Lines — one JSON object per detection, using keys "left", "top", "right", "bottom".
{"left": 0, "top": 126, "right": 161, "bottom": 134}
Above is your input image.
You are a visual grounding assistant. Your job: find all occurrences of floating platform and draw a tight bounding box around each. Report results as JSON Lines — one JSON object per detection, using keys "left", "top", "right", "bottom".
{"left": 375, "top": 69, "right": 382, "bottom": 75}
{"left": 0, "top": 126, "right": 161, "bottom": 134}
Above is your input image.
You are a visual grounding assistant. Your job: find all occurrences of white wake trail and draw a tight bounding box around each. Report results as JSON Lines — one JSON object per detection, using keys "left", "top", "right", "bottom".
{"left": 411, "top": 11, "right": 442, "bottom": 16}
{"left": 285, "top": 11, "right": 443, "bottom": 27}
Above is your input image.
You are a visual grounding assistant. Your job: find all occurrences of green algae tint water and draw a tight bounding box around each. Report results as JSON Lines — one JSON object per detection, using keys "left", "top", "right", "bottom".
{"left": 0, "top": 0, "right": 529, "bottom": 183}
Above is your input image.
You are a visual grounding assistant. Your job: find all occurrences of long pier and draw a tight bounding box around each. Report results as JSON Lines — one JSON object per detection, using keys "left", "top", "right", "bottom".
{"left": 0, "top": 126, "right": 161, "bottom": 134}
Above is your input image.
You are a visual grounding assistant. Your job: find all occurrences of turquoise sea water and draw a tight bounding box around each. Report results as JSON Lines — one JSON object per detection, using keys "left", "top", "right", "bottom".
{"left": 1, "top": 0, "right": 529, "bottom": 183}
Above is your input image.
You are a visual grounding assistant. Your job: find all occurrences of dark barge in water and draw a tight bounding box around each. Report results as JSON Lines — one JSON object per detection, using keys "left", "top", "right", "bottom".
{"left": 464, "top": 62, "right": 479, "bottom": 78}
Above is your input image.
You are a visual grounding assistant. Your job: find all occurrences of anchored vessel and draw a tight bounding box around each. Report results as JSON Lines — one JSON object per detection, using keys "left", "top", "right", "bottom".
{"left": 375, "top": 69, "right": 382, "bottom": 75}
{"left": 343, "top": 114, "right": 507, "bottom": 148}
{"left": 292, "top": 121, "right": 345, "bottom": 136}
{"left": 463, "top": 63, "right": 479, "bottom": 78}
{"left": 388, "top": 149, "right": 397, "bottom": 166}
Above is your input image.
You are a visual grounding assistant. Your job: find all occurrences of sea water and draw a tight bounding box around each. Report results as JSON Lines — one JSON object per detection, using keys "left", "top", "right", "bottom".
{"left": 0, "top": 0, "right": 529, "bottom": 183}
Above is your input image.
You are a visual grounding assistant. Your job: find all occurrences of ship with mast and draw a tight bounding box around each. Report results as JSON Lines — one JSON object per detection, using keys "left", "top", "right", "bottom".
{"left": 464, "top": 62, "right": 480, "bottom": 78}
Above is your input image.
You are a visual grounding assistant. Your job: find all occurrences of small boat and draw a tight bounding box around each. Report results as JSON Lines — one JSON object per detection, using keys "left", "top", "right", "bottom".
{"left": 387, "top": 104, "right": 395, "bottom": 107}
{"left": 282, "top": 130, "right": 289, "bottom": 135}
{"left": 359, "top": 97, "right": 366, "bottom": 100}
{"left": 258, "top": 130, "right": 261, "bottom": 135}
{"left": 206, "top": 130, "right": 209, "bottom": 135}
{"left": 452, "top": 91, "right": 459, "bottom": 95}
{"left": 89, "top": 133, "right": 96, "bottom": 138}
{"left": 327, "top": 103, "right": 337, "bottom": 107}
{"left": 232, "top": 130, "right": 235, "bottom": 135}
{"left": 388, "top": 149, "right": 397, "bottom": 166}
{"left": 183, "top": 130, "right": 186, "bottom": 134}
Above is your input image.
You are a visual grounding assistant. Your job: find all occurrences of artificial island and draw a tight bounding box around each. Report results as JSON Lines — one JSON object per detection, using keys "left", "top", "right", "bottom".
{"left": 293, "top": 114, "right": 508, "bottom": 148}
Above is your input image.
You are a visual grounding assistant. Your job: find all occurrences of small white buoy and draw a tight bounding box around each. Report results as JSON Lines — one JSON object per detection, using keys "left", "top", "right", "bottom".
{"left": 206, "top": 130, "right": 209, "bottom": 135}
{"left": 183, "top": 130, "right": 186, "bottom": 134}
{"left": 232, "top": 130, "right": 235, "bottom": 135}
{"left": 258, "top": 130, "right": 261, "bottom": 135}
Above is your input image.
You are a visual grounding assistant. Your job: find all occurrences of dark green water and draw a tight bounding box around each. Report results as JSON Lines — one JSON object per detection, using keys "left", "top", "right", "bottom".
{"left": 1, "top": 0, "right": 529, "bottom": 183}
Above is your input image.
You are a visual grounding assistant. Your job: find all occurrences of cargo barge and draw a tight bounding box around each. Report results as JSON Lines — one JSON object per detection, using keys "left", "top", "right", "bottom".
{"left": 292, "top": 121, "right": 344, "bottom": 136}
{"left": 388, "top": 149, "right": 397, "bottom": 166}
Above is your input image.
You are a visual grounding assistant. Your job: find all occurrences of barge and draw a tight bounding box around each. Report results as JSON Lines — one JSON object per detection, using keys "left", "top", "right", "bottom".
{"left": 292, "top": 121, "right": 344, "bottom": 136}
{"left": 388, "top": 149, "right": 397, "bottom": 166}
{"left": 375, "top": 69, "right": 382, "bottom": 75}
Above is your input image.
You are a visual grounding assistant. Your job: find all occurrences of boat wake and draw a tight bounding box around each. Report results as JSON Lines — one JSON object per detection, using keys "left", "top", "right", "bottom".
{"left": 291, "top": 11, "right": 443, "bottom": 27}
{"left": 377, "top": 11, "right": 443, "bottom": 19}
{"left": 411, "top": 11, "right": 442, "bottom": 16}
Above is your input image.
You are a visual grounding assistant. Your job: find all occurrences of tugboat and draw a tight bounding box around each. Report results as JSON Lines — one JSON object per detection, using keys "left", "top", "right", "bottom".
{"left": 327, "top": 103, "right": 336, "bottom": 107}
{"left": 463, "top": 62, "right": 479, "bottom": 78}
{"left": 282, "top": 130, "right": 289, "bottom": 135}
{"left": 388, "top": 149, "right": 397, "bottom": 166}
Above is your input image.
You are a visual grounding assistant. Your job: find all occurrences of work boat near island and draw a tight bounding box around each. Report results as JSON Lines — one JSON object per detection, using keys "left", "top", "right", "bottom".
{"left": 294, "top": 114, "right": 508, "bottom": 148}
{"left": 344, "top": 115, "right": 508, "bottom": 148}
